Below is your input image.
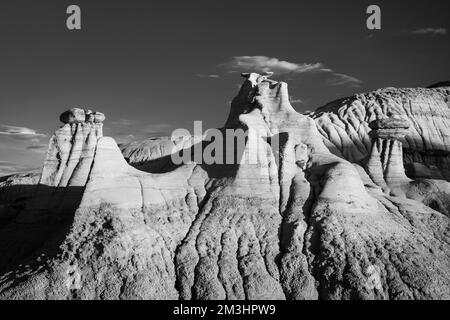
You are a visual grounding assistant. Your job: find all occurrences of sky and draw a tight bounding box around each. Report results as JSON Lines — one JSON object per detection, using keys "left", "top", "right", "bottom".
{"left": 0, "top": 0, "right": 449, "bottom": 176}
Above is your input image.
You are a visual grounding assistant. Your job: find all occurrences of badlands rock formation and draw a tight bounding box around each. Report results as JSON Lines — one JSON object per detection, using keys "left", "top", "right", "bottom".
{"left": 0, "top": 75, "right": 449, "bottom": 300}
{"left": 365, "top": 117, "right": 411, "bottom": 195}
{"left": 311, "top": 86, "right": 450, "bottom": 180}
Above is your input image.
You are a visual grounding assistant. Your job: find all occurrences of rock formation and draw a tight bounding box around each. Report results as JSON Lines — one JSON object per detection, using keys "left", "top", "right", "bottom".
{"left": 0, "top": 75, "right": 449, "bottom": 300}
{"left": 365, "top": 116, "right": 411, "bottom": 195}
{"left": 41, "top": 107, "right": 104, "bottom": 188}
{"left": 311, "top": 87, "right": 450, "bottom": 180}
{"left": 15, "top": 108, "right": 106, "bottom": 223}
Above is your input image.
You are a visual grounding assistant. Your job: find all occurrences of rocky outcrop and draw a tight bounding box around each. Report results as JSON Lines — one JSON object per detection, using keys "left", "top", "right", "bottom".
{"left": 0, "top": 108, "right": 106, "bottom": 278}
{"left": 42, "top": 107, "right": 105, "bottom": 188}
{"left": 14, "top": 108, "right": 106, "bottom": 222}
{"left": 365, "top": 117, "right": 411, "bottom": 194}
{"left": 311, "top": 87, "right": 450, "bottom": 180}
{"left": 0, "top": 76, "right": 449, "bottom": 300}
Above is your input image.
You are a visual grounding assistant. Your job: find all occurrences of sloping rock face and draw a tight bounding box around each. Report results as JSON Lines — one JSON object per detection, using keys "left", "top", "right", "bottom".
{"left": 0, "top": 173, "right": 40, "bottom": 223}
{"left": 0, "top": 77, "right": 449, "bottom": 300}
{"left": 428, "top": 81, "right": 450, "bottom": 89}
{"left": 311, "top": 87, "right": 450, "bottom": 180}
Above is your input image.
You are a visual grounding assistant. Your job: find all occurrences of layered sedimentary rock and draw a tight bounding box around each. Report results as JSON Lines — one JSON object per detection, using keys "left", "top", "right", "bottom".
{"left": 0, "top": 108, "right": 107, "bottom": 278}
{"left": 365, "top": 117, "right": 411, "bottom": 194}
{"left": 311, "top": 87, "right": 450, "bottom": 180}
{"left": 17, "top": 108, "right": 106, "bottom": 222}
{"left": 0, "top": 75, "right": 449, "bottom": 300}
{"left": 42, "top": 107, "right": 105, "bottom": 188}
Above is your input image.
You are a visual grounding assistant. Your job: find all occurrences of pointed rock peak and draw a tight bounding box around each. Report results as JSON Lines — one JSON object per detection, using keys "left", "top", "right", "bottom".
{"left": 240, "top": 71, "right": 274, "bottom": 82}
{"left": 226, "top": 72, "right": 295, "bottom": 127}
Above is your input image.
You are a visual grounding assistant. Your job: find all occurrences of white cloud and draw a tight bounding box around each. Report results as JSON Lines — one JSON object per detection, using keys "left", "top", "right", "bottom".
{"left": 26, "top": 144, "right": 48, "bottom": 153}
{"left": 221, "top": 56, "right": 362, "bottom": 87}
{"left": 0, "top": 125, "right": 47, "bottom": 139}
{"left": 0, "top": 125, "right": 42, "bottom": 135}
{"left": 197, "top": 74, "right": 220, "bottom": 78}
{"left": 289, "top": 95, "right": 304, "bottom": 105}
{"left": 326, "top": 73, "right": 363, "bottom": 88}
{"left": 141, "top": 124, "right": 173, "bottom": 135}
{"left": 223, "top": 56, "right": 324, "bottom": 75}
{"left": 0, "top": 124, "right": 49, "bottom": 169}
{"left": 111, "top": 119, "right": 136, "bottom": 126}
{"left": 410, "top": 28, "right": 447, "bottom": 36}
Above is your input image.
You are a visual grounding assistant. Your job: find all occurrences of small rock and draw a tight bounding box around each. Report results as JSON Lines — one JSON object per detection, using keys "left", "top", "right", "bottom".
{"left": 93, "top": 112, "right": 105, "bottom": 123}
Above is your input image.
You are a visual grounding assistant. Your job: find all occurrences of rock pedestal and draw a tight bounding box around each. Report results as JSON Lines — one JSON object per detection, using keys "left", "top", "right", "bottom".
{"left": 22, "top": 108, "right": 106, "bottom": 219}
{"left": 365, "top": 117, "right": 411, "bottom": 193}
{"left": 40, "top": 108, "right": 105, "bottom": 188}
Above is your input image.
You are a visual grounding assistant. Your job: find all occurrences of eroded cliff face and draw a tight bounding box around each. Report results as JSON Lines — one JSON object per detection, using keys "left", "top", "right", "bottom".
{"left": 311, "top": 87, "right": 450, "bottom": 180}
{"left": 0, "top": 76, "right": 449, "bottom": 300}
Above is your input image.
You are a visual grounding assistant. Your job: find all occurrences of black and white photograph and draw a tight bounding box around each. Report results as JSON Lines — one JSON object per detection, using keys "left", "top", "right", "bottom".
{"left": 0, "top": 0, "right": 449, "bottom": 308}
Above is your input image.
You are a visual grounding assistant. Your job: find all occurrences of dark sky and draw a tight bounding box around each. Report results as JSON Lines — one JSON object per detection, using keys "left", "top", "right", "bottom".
{"left": 0, "top": 0, "right": 449, "bottom": 175}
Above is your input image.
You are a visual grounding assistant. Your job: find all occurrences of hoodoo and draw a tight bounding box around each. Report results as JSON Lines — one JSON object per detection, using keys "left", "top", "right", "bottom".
{"left": 0, "top": 74, "right": 449, "bottom": 300}
{"left": 42, "top": 108, "right": 105, "bottom": 188}
{"left": 365, "top": 116, "right": 411, "bottom": 194}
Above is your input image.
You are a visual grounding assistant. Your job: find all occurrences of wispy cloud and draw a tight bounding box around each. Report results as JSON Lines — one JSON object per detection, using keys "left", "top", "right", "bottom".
{"left": 0, "top": 124, "right": 49, "bottom": 169}
{"left": 26, "top": 144, "right": 48, "bottom": 152}
{"left": 141, "top": 124, "right": 174, "bottom": 135}
{"left": 289, "top": 95, "right": 304, "bottom": 105}
{"left": 410, "top": 28, "right": 447, "bottom": 36}
{"left": 196, "top": 74, "right": 220, "bottom": 79}
{"left": 222, "top": 56, "right": 324, "bottom": 75}
{"left": 326, "top": 73, "right": 363, "bottom": 88}
{"left": 0, "top": 125, "right": 47, "bottom": 139}
{"left": 111, "top": 119, "right": 136, "bottom": 126}
{"left": 221, "top": 56, "right": 362, "bottom": 87}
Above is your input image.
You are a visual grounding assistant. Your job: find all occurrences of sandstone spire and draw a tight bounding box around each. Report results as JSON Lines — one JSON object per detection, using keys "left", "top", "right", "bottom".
{"left": 40, "top": 108, "right": 105, "bottom": 188}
